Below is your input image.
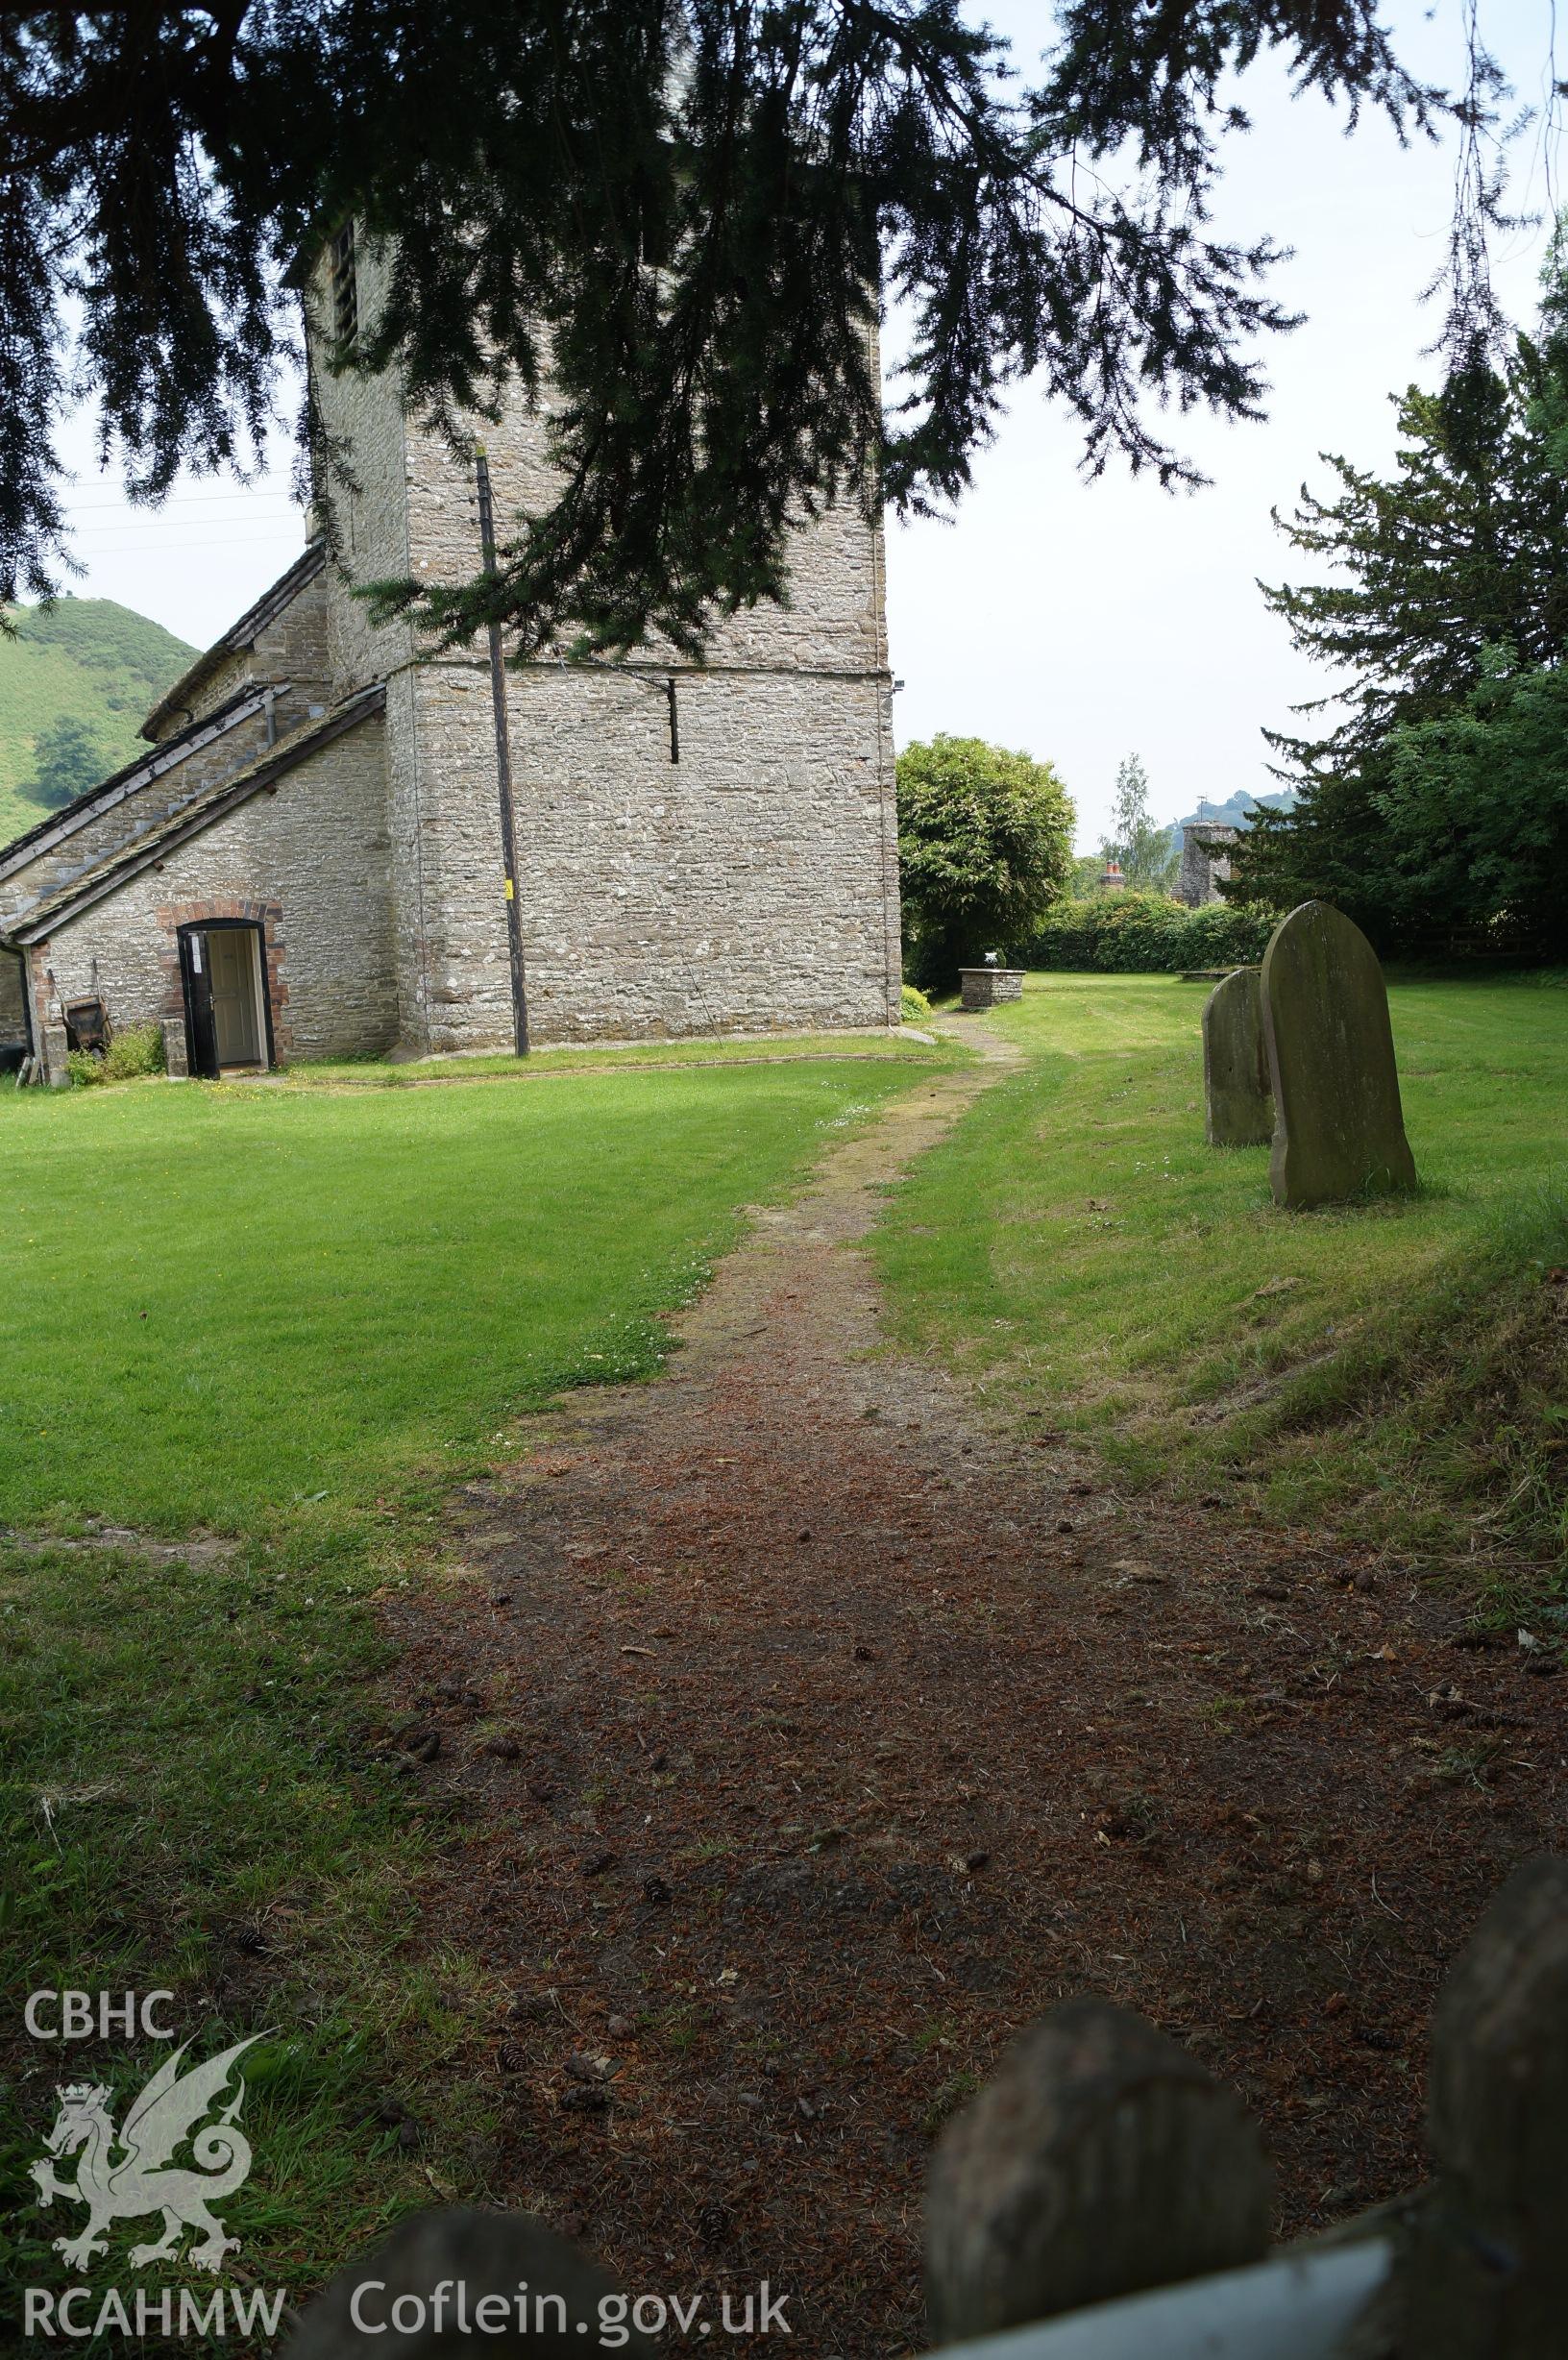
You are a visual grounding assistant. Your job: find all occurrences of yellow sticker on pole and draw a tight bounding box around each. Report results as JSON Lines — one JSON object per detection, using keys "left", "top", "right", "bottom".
{"left": 504, "top": 877, "right": 515, "bottom": 900}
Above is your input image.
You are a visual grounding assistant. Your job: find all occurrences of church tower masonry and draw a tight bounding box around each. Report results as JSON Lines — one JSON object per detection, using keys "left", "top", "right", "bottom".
{"left": 311, "top": 231, "right": 902, "bottom": 1052}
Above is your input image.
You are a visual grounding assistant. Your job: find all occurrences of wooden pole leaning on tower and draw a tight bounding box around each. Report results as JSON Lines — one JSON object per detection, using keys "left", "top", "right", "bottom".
{"left": 474, "top": 447, "right": 529, "bottom": 1057}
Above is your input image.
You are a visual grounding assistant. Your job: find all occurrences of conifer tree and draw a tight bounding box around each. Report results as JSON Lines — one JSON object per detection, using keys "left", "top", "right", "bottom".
{"left": 1229, "top": 243, "right": 1568, "bottom": 946}
{"left": 0, "top": 1, "right": 1504, "bottom": 651}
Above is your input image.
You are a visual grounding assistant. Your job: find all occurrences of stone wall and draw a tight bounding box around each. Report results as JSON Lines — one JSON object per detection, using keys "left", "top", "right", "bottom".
{"left": 251, "top": 565, "right": 332, "bottom": 710}
{"left": 407, "top": 660, "right": 898, "bottom": 1045}
{"left": 311, "top": 240, "right": 415, "bottom": 701}
{"left": 33, "top": 710, "right": 395, "bottom": 1071}
{"left": 145, "top": 565, "right": 333, "bottom": 741}
{"left": 1177, "top": 824, "right": 1240, "bottom": 909}
{"left": 307, "top": 237, "right": 431, "bottom": 1044}
{"left": 403, "top": 379, "right": 889, "bottom": 676}
{"left": 312, "top": 243, "right": 899, "bottom": 1048}
{"left": 959, "top": 967, "right": 1023, "bottom": 1011}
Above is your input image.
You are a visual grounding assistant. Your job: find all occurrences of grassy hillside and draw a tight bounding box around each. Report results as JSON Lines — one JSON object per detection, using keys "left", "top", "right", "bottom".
{"left": 0, "top": 598, "right": 197, "bottom": 849}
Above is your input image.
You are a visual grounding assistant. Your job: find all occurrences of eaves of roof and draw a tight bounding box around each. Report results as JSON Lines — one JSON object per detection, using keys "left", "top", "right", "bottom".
{"left": 140, "top": 541, "right": 328, "bottom": 742}
{"left": 6, "top": 682, "right": 386, "bottom": 947}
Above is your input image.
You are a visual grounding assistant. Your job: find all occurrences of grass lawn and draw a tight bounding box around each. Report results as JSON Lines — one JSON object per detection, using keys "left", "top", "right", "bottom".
{"left": 270, "top": 1027, "right": 943, "bottom": 1089}
{"left": 875, "top": 972, "right": 1568, "bottom": 1591}
{"left": 1, "top": 1042, "right": 957, "bottom": 1536}
{"left": 0, "top": 1039, "right": 953, "bottom": 2336}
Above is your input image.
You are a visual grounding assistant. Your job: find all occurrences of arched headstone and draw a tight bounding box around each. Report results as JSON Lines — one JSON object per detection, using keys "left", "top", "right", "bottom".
{"left": 1202, "top": 966, "right": 1272, "bottom": 1146}
{"left": 1262, "top": 900, "right": 1417, "bottom": 1209}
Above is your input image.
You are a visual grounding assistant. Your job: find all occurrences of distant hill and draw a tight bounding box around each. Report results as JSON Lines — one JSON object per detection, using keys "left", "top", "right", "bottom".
{"left": 1165, "top": 787, "right": 1298, "bottom": 854}
{"left": 0, "top": 598, "right": 198, "bottom": 851}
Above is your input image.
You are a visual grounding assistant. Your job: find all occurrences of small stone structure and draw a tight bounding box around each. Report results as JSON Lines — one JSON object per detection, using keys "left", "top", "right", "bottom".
{"left": 1202, "top": 965, "right": 1273, "bottom": 1146}
{"left": 959, "top": 966, "right": 1024, "bottom": 1011}
{"left": 1261, "top": 900, "right": 1417, "bottom": 1209}
{"left": 1177, "top": 823, "right": 1240, "bottom": 907}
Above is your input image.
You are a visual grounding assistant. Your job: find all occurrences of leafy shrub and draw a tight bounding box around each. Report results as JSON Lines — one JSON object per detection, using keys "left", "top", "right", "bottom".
{"left": 67, "top": 1020, "right": 166, "bottom": 1088}
{"left": 896, "top": 734, "right": 1075, "bottom": 989}
{"left": 1177, "top": 899, "right": 1281, "bottom": 970}
{"left": 900, "top": 982, "right": 934, "bottom": 1021}
{"left": 1025, "top": 891, "right": 1278, "bottom": 972}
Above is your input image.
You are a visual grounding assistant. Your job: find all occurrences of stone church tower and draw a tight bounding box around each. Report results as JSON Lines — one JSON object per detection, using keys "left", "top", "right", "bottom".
{"left": 0, "top": 228, "right": 899, "bottom": 1078}
{"left": 313, "top": 232, "right": 901, "bottom": 1053}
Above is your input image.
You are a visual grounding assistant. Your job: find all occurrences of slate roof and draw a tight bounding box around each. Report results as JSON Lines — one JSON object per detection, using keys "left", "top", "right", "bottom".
{"left": 0, "top": 681, "right": 275, "bottom": 879}
{"left": 5, "top": 682, "right": 385, "bottom": 946}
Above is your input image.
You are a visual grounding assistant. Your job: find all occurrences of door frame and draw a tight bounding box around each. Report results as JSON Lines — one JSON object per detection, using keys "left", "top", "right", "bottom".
{"left": 177, "top": 919, "right": 275, "bottom": 1077}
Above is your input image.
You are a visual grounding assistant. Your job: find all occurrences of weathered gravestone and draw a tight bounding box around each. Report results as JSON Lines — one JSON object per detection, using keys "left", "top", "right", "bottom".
{"left": 1202, "top": 966, "right": 1273, "bottom": 1147}
{"left": 1262, "top": 900, "right": 1417, "bottom": 1210}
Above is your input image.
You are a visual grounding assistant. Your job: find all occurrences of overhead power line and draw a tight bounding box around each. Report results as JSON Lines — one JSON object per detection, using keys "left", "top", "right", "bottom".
{"left": 63, "top": 488, "right": 302, "bottom": 513}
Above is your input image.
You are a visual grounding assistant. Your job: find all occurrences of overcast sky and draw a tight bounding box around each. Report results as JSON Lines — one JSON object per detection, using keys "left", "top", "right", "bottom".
{"left": 46, "top": 0, "right": 1565, "bottom": 850}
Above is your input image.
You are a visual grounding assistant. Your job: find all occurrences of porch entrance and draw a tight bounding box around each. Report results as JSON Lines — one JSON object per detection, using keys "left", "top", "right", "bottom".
{"left": 179, "top": 922, "right": 271, "bottom": 1078}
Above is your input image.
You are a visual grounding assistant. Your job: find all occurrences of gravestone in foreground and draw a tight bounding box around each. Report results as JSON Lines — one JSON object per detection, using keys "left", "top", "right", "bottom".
{"left": 1262, "top": 899, "right": 1417, "bottom": 1209}
{"left": 1202, "top": 966, "right": 1272, "bottom": 1147}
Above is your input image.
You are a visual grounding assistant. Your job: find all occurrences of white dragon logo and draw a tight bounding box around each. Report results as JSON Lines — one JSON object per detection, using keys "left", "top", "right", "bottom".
{"left": 29, "top": 2034, "right": 263, "bottom": 2274}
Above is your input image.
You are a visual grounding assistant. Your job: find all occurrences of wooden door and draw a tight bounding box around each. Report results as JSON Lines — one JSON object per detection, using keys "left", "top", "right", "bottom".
{"left": 209, "top": 929, "right": 261, "bottom": 1067}
{"left": 179, "top": 929, "right": 220, "bottom": 1080}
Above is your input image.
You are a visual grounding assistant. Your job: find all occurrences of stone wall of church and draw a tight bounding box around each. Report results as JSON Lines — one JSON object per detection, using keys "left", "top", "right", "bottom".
{"left": 34, "top": 711, "right": 395, "bottom": 1070}
{"left": 404, "top": 656, "right": 898, "bottom": 1046}
{"left": 400, "top": 363, "right": 889, "bottom": 679}
{"left": 309, "top": 242, "right": 899, "bottom": 1047}
{"left": 308, "top": 240, "right": 433, "bottom": 1047}
{"left": 146, "top": 567, "right": 333, "bottom": 741}
{"left": 312, "top": 243, "right": 415, "bottom": 701}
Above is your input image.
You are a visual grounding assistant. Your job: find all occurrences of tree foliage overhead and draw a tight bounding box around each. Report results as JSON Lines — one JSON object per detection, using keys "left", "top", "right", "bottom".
{"left": 1229, "top": 242, "right": 1568, "bottom": 949}
{"left": 896, "top": 733, "right": 1074, "bottom": 986}
{"left": 1, "top": 0, "right": 1474, "bottom": 654}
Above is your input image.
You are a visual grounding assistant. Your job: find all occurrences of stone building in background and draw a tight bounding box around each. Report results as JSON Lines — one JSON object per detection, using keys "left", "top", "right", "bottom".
{"left": 0, "top": 231, "right": 900, "bottom": 1082}
{"left": 1176, "top": 822, "right": 1240, "bottom": 908}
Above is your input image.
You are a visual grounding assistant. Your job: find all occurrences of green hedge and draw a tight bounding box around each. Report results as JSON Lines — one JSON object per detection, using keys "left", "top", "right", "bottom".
{"left": 1024, "top": 891, "right": 1279, "bottom": 973}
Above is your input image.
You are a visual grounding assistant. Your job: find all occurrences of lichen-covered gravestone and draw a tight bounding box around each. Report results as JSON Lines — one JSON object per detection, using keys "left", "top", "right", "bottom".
{"left": 1261, "top": 900, "right": 1417, "bottom": 1209}
{"left": 1202, "top": 966, "right": 1272, "bottom": 1147}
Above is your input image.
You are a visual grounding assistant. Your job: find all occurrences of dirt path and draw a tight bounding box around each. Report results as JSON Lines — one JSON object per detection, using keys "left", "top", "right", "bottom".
{"left": 383, "top": 1020, "right": 1565, "bottom": 2356}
